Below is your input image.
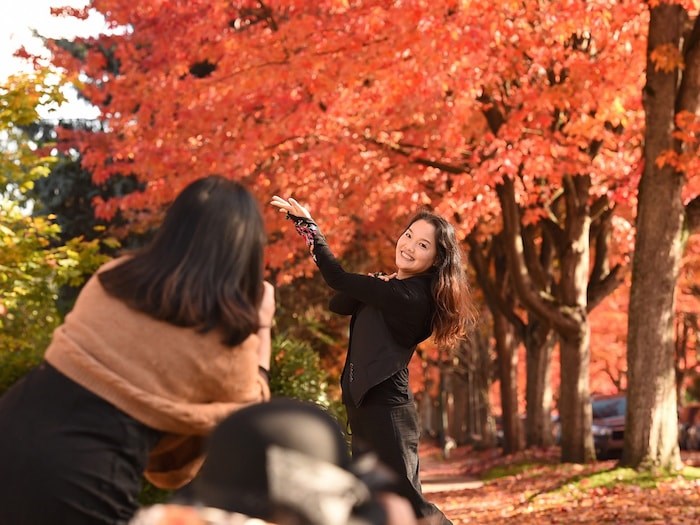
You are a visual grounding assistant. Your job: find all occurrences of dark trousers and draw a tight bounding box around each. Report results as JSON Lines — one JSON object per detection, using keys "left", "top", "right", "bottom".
{"left": 0, "top": 362, "right": 161, "bottom": 525}
{"left": 345, "top": 401, "right": 452, "bottom": 525}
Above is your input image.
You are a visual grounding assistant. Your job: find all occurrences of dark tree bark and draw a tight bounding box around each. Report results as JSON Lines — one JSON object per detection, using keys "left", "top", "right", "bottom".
{"left": 521, "top": 224, "right": 556, "bottom": 448}
{"left": 468, "top": 229, "right": 556, "bottom": 450}
{"left": 468, "top": 233, "right": 525, "bottom": 453}
{"left": 451, "top": 331, "right": 498, "bottom": 448}
{"left": 524, "top": 318, "right": 555, "bottom": 448}
{"left": 557, "top": 175, "right": 595, "bottom": 462}
{"left": 622, "top": 4, "right": 700, "bottom": 470}
{"left": 473, "top": 328, "right": 498, "bottom": 449}
{"left": 493, "top": 306, "right": 524, "bottom": 453}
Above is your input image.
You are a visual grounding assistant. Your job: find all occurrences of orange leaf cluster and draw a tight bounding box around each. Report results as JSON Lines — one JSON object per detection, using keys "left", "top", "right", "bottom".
{"left": 650, "top": 42, "right": 684, "bottom": 73}
{"left": 39, "top": 0, "right": 660, "bottom": 280}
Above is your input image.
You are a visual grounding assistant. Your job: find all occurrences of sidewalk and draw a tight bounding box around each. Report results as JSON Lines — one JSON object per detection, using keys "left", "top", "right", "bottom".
{"left": 420, "top": 442, "right": 485, "bottom": 494}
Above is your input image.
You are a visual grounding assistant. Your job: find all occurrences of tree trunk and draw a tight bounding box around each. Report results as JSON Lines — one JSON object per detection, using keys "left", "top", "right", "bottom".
{"left": 557, "top": 175, "right": 595, "bottom": 463}
{"left": 458, "top": 332, "right": 497, "bottom": 448}
{"left": 450, "top": 371, "right": 469, "bottom": 444}
{"left": 437, "top": 364, "right": 453, "bottom": 457}
{"left": 475, "top": 328, "right": 497, "bottom": 449}
{"left": 494, "top": 308, "right": 524, "bottom": 453}
{"left": 525, "top": 320, "right": 555, "bottom": 448}
{"left": 622, "top": 3, "right": 687, "bottom": 470}
{"left": 466, "top": 230, "right": 525, "bottom": 452}
{"left": 558, "top": 330, "right": 595, "bottom": 462}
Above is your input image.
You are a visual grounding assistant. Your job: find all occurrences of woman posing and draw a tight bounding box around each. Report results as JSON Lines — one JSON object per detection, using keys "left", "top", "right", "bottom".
{"left": 0, "top": 176, "right": 275, "bottom": 525}
{"left": 270, "top": 196, "right": 472, "bottom": 525}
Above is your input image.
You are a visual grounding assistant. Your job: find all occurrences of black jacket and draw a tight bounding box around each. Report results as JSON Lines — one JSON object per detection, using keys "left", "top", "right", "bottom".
{"left": 341, "top": 302, "right": 418, "bottom": 407}
{"left": 290, "top": 216, "right": 435, "bottom": 407}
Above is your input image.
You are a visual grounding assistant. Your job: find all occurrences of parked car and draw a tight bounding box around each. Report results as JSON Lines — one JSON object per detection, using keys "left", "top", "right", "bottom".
{"left": 679, "top": 403, "right": 700, "bottom": 451}
{"left": 591, "top": 394, "right": 627, "bottom": 459}
{"left": 554, "top": 394, "right": 697, "bottom": 458}
{"left": 552, "top": 395, "right": 626, "bottom": 458}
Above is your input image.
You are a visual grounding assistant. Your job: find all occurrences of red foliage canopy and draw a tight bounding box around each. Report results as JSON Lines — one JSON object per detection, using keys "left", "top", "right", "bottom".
{"left": 46, "top": 0, "right": 654, "bottom": 277}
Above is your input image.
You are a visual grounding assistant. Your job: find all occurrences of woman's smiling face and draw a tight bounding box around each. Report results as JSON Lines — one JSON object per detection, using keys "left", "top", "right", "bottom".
{"left": 395, "top": 219, "right": 437, "bottom": 279}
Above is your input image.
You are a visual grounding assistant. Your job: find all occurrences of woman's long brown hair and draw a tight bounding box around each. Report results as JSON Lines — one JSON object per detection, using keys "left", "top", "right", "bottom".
{"left": 98, "top": 176, "right": 266, "bottom": 346}
{"left": 405, "top": 211, "right": 475, "bottom": 349}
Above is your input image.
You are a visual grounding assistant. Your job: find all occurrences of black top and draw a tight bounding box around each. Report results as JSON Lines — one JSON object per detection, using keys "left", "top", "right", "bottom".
{"left": 296, "top": 217, "right": 436, "bottom": 406}
{"left": 0, "top": 362, "right": 162, "bottom": 524}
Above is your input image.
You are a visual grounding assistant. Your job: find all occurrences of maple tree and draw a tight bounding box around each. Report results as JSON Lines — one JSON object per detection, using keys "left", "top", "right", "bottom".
{"left": 37, "top": 0, "right": 698, "bottom": 463}
{"left": 623, "top": 0, "right": 700, "bottom": 471}
{"left": 43, "top": 1, "right": 639, "bottom": 245}
{"left": 428, "top": 0, "right": 644, "bottom": 461}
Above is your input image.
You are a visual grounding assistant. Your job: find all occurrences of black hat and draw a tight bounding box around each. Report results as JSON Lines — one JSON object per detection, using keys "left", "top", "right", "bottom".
{"left": 179, "top": 397, "right": 370, "bottom": 525}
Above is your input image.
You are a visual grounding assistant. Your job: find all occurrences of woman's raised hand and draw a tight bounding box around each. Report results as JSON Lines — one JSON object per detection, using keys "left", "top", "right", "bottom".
{"left": 270, "top": 195, "right": 313, "bottom": 220}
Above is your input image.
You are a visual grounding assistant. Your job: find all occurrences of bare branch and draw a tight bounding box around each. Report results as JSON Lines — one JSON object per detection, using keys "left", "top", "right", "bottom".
{"left": 496, "top": 176, "right": 580, "bottom": 335}
{"left": 466, "top": 230, "right": 526, "bottom": 334}
{"left": 362, "top": 135, "right": 467, "bottom": 174}
{"left": 522, "top": 224, "right": 549, "bottom": 291}
{"left": 589, "top": 205, "right": 613, "bottom": 286}
{"left": 587, "top": 264, "right": 624, "bottom": 312}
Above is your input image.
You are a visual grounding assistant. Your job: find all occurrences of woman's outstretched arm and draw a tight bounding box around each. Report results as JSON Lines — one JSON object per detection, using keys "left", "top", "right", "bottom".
{"left": 270, "top": 196, "right": 429, "bottom": 316}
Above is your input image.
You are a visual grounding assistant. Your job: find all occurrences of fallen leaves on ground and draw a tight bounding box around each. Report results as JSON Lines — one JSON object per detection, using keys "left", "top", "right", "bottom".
{"left": 419, "top": 443, "right": 700, "bottom": 524}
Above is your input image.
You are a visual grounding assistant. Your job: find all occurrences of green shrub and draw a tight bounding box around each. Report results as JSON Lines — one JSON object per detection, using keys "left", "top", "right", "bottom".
{"left": 270, "top": 334, "right": 330, "bottom": 402}
{"left": 269, "top": 333, "right": 346, "bottom": 427}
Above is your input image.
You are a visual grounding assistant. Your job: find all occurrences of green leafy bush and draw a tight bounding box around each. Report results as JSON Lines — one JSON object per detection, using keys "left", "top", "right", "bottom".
{"left": 269, "top": 333, "right": 346, "bottom": 427}
{"left": 270, "top": 334, "right": 331, "bottom": 403}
